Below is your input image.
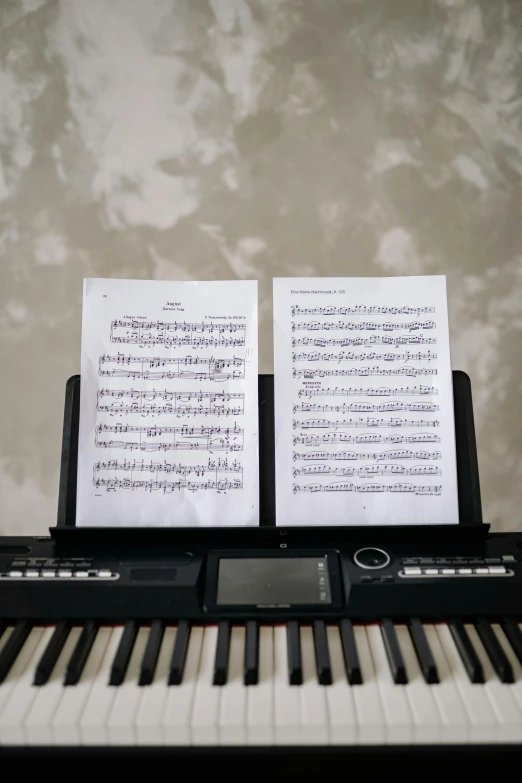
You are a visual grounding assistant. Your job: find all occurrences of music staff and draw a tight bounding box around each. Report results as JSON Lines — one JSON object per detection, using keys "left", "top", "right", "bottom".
{"left": 294, "top": 418, "right": 439, "bottom": 430}
{"left": 292, "top": 482, "right": 442, "bottom": 494}
{"left": 293, "top": 350, "right": 437, "bottom": 363}
{"left": 94, "top": 477, "right": 242, "bottom": 493}
{"left": 93, "top": 457, "right": 242, "bottom": 475}
{"left": 293, "top": 402, "right": 439, "bottom": 414}
{"left": 97, "top": 389, "right": 244, "bottom": 417}
{"left": 99, "top": 353, "right": 245, "bottom": 382}
{"left": 292, "top": 335, "right": 437, "bottom": 348}
{"left": 291, "top": 305, "right": 435, "bottom": 316}
{"left": 293, "top": 433, "right": 441, "bottom": 446}
{"left": 293, "top": 367, "right": 438, "bottom": 379}
{"left": 297, "top": 385, "right": 438, "bottom": 398}
{"left": 111, "top": 318, "right": 245, "bottom": 335}
{"left": 292, "top": 319, "right": 435, "bottom": 332}
{"left": 293, "top": 464, "right": 441, "bottom": 477}
{"left": 292, "top": 449, "right": 441, "bottom": 461}
{"left": 95, "top": 422, "right": 243, "bottom": 453}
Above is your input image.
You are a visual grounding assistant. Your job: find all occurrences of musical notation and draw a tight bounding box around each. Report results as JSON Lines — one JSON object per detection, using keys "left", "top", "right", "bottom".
{"left": 94, "top": 477, "right": 242, "bottom": 493}
{"left": 93, "top": 457, "right": 242, "bottom": 475}
{"left": 297, "top": 385, "right": 438, "bottom": 398}
{"left": 98, "top": 354, "right": 245, "bottom": 382}
{"left": 292, "top": 449, "right": 442, "bottom": 461}
{"left": 97, "top": 389, "right": 244, "bottom": 417}
{"left": 293, "top": 367, "right": 438, "bottom": 379}
{"left": 293, "top": 402, "right": 439, "bottom": 414}
{"left": 292, "top": 335, "right": 437, "bottom": 348}
{"left": 111, "top": 319, "right": 245, "bottom": 348}
{"left": 294, "top": 418, "right": 439, "bottom": 430}
{"left": 292, "top": 483, "right": 442, "bottom": 495}
{"left": 293, "top": 464, "right": 441, "bottom": 477}
{"left": 292, "top": 320, "right": 436, "bottom": 332}
{"left": 293, "top": 433, "right": 441, "bottom": 446}
{"left": 291, "top": 306, "right": 435, "bottom": 316}
{"left": 95, "top": 423, "right": 243, "bottom": 452}
{"left": 292, "top": 350, "right": 437, "bottom": 363}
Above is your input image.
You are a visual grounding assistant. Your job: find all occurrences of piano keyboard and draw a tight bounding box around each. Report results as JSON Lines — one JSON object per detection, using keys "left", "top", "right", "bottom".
{"left": 0, "top": 619, "right": 521, "bottom": 746}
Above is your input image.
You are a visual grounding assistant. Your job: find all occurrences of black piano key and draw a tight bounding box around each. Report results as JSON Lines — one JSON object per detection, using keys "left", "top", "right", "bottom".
{"left": 65, "top": 621, "right": 99, "bottom": 686}
{"left": 34, "top": 621, "right": 70, "bottom": 686}
{"left": 169, "top": 620, "right": 190, "bottom": 685}
{"left": 381, "top": 619, "right": 408, "bottom": 685}
{"left": 313, "top": 621, "right": 332, "bottom": 686}
{"left": 109, "top": 620, "right": 138, "bottom": 686}
{"left": 340, "top": 619, "right": 362, "bottom": 685}
{"left": 449, "top": 618, "right": 484, "bottom": 684}
{"left": 408, "top": 618, "right": 439, "bottom": 684}
{"left": 244, "top": 621, "right": 259, "bottom": 686}
{"left": 0, "top": 622, "right": 31, "bottom": 684}
{"left": 475, "top": 617, "right": 513, "bottom": 683}
{"left": 139, "top": 620, "right": 165, "bottom": 686}
{"left": 0, "top": 621, "right": 6, "bottom": 644}
{"left": 287, "top": 621, "right": 302, "bottom": 685}
{"left": 213, "top": 621, "right": 230, "bottom": 686}
{"left": 501, "top": 618, "right": 522, "bottom": 666}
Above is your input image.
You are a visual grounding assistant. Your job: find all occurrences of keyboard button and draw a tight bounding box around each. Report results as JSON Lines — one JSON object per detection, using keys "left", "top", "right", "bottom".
{"left": 65, "top": 621, "right": 99, "bottom": 686}
{"left": 286, "top": 621, "right": 302, "bottom": 686}
{"left": 325, "top": 625, "right": 357, "bottom": 744}
{"left": 213, "top": 621, "right": 231, "bottom": 687}
{"left": 8, "top": 571, "right": 23, "bottom": 578}
{"left": 41, "top": 571, "right": 55, "bottom": 578}
{"left": 191, "top": 626, "right": 220, "bottom": 745}
{"left": 458, "top": 568, "right": 472, "bottom": 575}
{"left": 109, "top": 620, "right": 138, "bottom": 686}
{"left": 163, "top": 626, "right": 203, "bottom": 745}
{"left": 97, "top": 571, "right": 112, "bottom": 578}
{"left": 169, "top": 620, "right": 190, "bottom": 686}
{"left": 274, "top": 625, "right": 301, "bottom": 744}
{"left": 0, "top": 622, "right": 31, "bottom": 684}
{"left": 475, "top": 618, "right": 513, "bottom": 683}
{"left": 423, "top": 569, "right": 438, "bottom": 576}
{"left": 74, "top": 571, "right": 89, "bottom": 578}
{"left": 34, "top": 621, "right": 70, "bottom": 686}
{"left": 246, "top": 625, "right": 274, "bottom": 745}
{"left": 340, "top": 619, "right": 362, "bottom": 685}
{"left": 408, "top": 618, "right": 439, "bottom": 684}
{"left": 488, "top": 566, "right": 506, "bottom": 575}
{"left": 139, "top": 620, "right": 164, "bottom": 686}
{"left": 107, "top": 627, "right": 149, "bottom": 745}
{"left": 313, "top": 621, "right": 332, "bottom": 686}
{"left": 219, "top": 626, "right": 247, "bottom": 745}
{"left": 442, "top": 569, "right": 455, "bottom": 575}
{"left": 474, "top": 568, "right": 489, "bottom": 575}
{"left": 57, "top": 571, "right": 72, "bottom": 578}
{"left": 404, "top": 567, "right": 421, "bottom": 575}
{"left": 25, "top": 571, "right": 39, "bottom": 578}
{"left": 366, "top": 624, "right": 413, "bottom": 743}
{"left": 381, "top": 619, "right": 408, "bottom": 685}
{"left": 300, "top": 625, "right": 328, "bottom": 744}
{"left": 244, "top": 621, "right": 259, "bottom": 686}
{"left": 136, "top": 626, "right": 174, "bottom": 745}
{"left": 448, "top": 618, "right": 484, "bottom": 683}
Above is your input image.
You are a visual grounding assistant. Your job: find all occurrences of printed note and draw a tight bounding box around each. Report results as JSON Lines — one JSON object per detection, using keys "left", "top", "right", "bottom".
{"left": 77, "top": 278, "right": 258, "bottom": 527}
{"left": 273, "top": 276, "right": 459, "bottom": 526}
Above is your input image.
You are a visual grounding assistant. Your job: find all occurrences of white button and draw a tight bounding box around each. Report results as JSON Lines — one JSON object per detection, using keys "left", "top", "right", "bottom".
{"left": 474, "top": 568, "right": 488, "bottom": 575}
{"left": 25, "top": 570, "right": 39, "bottom": 578}
{"left": 74, "top": 571, "right": 89, "bottom": 578}
{"left": 442, "top": 569, "right": 455, "bottom": 575}
{"left": 502, "top": 555, "right": 516, "bottom": 563}
{"left": 424, "top": 569, "right": 438, "bottom": 575}
{"left": 97, "top": 570, "right": 112, "bottom": 579}
{"left": 488, "top": 566, "right": 506, "bottom": 575}
{"left": 8, "top": 571, "right": 23, "bottom": 578}
{"left": 404, "top": 567, "right": 421, "bottom": 575}
{"left": 58, "top": 571, "right": 72, "bottom": 578}
{"left": 458, "top": 568, "right": 472, "bottom": 575}
{"left": 41, "top": 571, "right": 55, "bottom": 578}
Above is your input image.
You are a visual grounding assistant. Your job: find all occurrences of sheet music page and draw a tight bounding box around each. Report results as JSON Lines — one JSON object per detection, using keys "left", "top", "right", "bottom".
{"left": 273, "top": 276, "right": 459, "bottom": 526}
{"left": 77, "top": 278, "right": 259, "bottom": 527}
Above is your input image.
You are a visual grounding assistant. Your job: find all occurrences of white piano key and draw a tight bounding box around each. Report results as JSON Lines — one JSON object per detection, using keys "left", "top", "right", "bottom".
{"left": 52, "top": 626, "right": 112, "bottom": 745}
{"left": 80, "top": 625, "right": 124, "bottom": 745}
{"left": 465, "top": 623, "right": 522, "bottom": 743}
{"left": 423, "top": 624, "right": 469, "bottom": 743}
{"left": 395, "top": 625, "right": 442, "bottom": 744}
{"left": 436, "top": 623, "right": 498, "bottom": 743}
{"left": 190, "top": 626, "right": 221, "bottom": 746}
{"left": 274, "top": 624, "right": 301, "bottom": 745}
{"left": 352, "top": 625, "right": 385, "bottom": 745}
{"left": 300, "top": 625, "right": 329, "bottom": 745}
{"left": 24, "top": 626, "right": 82, "bottom": 745}
{"left": 135, "top": 626, "right": 175, "bottom": 745}
{"left": 492, "top": 624, "right": 522, "bottom": 713}
{"left": 325, "top": 625, "right": 357, "bottom": 745}
{"left": 0, "top": 628, "right": 44, "bottom": 736}
{"left": 219, "top": 626, "right": 247, "bottom": 745}
{"left": 107, "top": 626, "right": 149, "bottom": 746}
{"left": 366, "top": 624, "right": 413, "bottom": 744}
{"left": 162, "top": 625, "right": 203, "bottom": 745}
{"left": 246, "top": 625, "right": 274, "bottom": 746}
{"left": 0, "top": 626, "right": 54, "bottom": 745}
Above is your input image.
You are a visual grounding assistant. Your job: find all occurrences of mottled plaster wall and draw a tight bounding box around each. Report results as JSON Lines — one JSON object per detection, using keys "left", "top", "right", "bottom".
{"left": 1, "top": 0, "right": 521, "bottom": 533}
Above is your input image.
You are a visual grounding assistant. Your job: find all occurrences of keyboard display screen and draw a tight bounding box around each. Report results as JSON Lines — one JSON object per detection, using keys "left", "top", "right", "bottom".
{"left": 216, "top": 557, "right": 331, "bottom": 606}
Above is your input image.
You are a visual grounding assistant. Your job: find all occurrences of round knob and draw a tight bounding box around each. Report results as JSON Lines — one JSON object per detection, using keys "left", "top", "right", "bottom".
{"left": 353, "top": 547, "right": 391, "bottom": 570}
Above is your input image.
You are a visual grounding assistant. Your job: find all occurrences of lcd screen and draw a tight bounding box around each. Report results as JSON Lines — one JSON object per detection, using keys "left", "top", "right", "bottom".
{"left": 216, "top": 557, "right": 331, "bottom": 606}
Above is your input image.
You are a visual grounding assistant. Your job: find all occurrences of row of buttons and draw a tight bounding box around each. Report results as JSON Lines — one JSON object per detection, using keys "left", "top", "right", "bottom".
{"left": 3, "top": 569, "right": 115, "bottom": 579}
{"left": 402, "top": 565, "right": 507, "bottom": 576}
{"left": 401, "top": 555, "right": 515, "bottom": 566}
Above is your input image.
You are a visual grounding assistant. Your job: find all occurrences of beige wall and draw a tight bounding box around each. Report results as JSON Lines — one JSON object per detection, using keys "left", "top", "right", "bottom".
{"left": 1, "top": 0, "right": 521, "bottom": 533}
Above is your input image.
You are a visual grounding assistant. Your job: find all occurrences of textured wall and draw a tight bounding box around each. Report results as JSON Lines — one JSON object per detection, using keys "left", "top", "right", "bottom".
{"left": 0, "top": 0, "right": 521, "bottom": 533}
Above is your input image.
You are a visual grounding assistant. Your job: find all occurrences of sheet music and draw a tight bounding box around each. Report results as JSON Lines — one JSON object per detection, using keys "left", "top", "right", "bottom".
{"left": 77, "top": 278, "right": 258, "bottom": 527}
{"left": 273, "top": 276, "right": 459, "bottom": 526}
